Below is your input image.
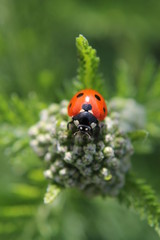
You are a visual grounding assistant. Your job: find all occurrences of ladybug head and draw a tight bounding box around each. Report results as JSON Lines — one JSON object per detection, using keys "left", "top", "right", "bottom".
{"left": 68, "top": 111, "right": 99, "bottom": 138}
{"left": 77, "top": 124, "right": 92, "bottom": 133}
{"left": 74, "top": 123, "right": 92, "bottom": 139}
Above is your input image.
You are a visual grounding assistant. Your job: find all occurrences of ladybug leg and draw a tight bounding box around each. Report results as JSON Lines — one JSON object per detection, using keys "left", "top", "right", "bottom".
{"left": 99, "top": 122, "right": 105, "bottom": 129}
{"left": 92, "top": 124, "right": 100, "bottom": 138}
{"left": 67, "top": 120, "right": 78, "bottom": 134}
{"left": 90, "top": 122, "right": 99, "bottom": 133}
{"left": 67, "top": 121, "right": 73, "bottom": 130}
{"left": 67, "top": 118, "right": 78, "bottom": 129}
{"left": 99, "top": 122, "right": 106, "bottom": 135}
{"left": 73, "top": 131, "right": 78, "bottom": 136}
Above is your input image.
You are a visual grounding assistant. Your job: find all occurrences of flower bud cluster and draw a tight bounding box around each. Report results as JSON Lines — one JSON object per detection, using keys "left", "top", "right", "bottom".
{"left": 29, "top": 100, "right": 134, "bottom": 196}
{"left": 109, "top": 97, "right": 146, "bottom": 132}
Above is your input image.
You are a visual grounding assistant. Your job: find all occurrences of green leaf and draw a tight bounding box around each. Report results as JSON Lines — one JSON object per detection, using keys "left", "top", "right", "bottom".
{"left": 118, "top": 173, "right": 160, "bottom": 236}
{"left": 11, "top": 183, "right": 42, "bottom": 200}
{"left": 115, "top": 60, "right": 135, "bottom": 98}
{"left": 75, "top": 34, "right": 103, "bottom": 92}
{"left": 128, "top": 129, "right": 149, "bottom": 142}
{"left": 44, "top": 185, "right": 61, "bottom": 204}
{"left": 0, "top": 93, "right": 46, "bottom": 126}
{"left": 137, "top": 59, "right": 156, "bottom": 102}
{"left": 147, "top": 66, "right": 160, "bottom": 100}
{"left": 0, "top": 205, "right": 36, "bottom": 218}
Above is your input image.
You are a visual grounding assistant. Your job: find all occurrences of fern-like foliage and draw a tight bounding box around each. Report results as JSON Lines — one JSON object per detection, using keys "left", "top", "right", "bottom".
{"left": 0, "top": 93, "right": 46, "bottom": 126}
{"left": 0, "top": 93, "right": 46, "bottom": 161}
{"left": 115, "top": 60, "right": 136, "bottom": 98}
{"left": 0, "top": 35, "right": 160, "bottom": 239}
{"left": 119, "top": 173, "right": 160, "bottom": 236}
{"left": 128, "top": 130, "right": 149, "bottom": 142}
{"left": 0, "top": 93, "right": 47, "bottom": 239}
{"left": 115, "top": 59, "right": 160, "bottom": 144}
{"left": 74, "top": 34, "right": 103, "bottom": 92}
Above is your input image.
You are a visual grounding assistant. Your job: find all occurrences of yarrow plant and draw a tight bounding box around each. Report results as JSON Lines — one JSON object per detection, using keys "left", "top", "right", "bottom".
{"left": 29, "top": 100, "right": 133, "bottom": 197}
{"left": 29, "top": 35, "right": 160, "bottom": 236}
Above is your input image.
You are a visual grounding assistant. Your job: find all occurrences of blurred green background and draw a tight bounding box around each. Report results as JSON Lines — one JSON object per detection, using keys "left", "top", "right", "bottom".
{"left": 0, "top": 0, "right": 160, "bottom": 239}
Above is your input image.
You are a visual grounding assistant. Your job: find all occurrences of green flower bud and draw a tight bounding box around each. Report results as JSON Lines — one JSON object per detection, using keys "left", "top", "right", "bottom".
{"left": 101, "top": 168, "right": 112, "bottom": 181}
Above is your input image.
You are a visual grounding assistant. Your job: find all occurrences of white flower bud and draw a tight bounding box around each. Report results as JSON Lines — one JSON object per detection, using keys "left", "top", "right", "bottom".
{"left": 101, "top": 167, "right": 108, "bottom": 176}
{"left": 45, "top": 123, "right": 54, "bottom": 132}
{"left": 105, "top": 117, "right": 118, "bottom": 132}
{"left": 48, "top": 104, "right": 59, "bottom": 114}
{"left": 28, "top": 126, "right": 39, "bottom": 136}
{"left": 40, "top": 110, "right": 49, "bottom": 121}
{"left": 30, "top": 139, "right": 38, "bottom": 148}
{"left": 64, "top": 152, "right": 72, "bottom": 163}
{"left": 37, "top": 134, "right": 47, "bottom": 144}
{"left": 60, "top": 121, "right": 67, "bottom": 130}
{"left": 59, "top": 168, "right": 67, "bottom": 176}
{"left": 60, "top": 108, "right": 67, "bottom": 116}
{"left": 60, "top": 100, "right": 69, "bottom": 107}
{"left": 44, "top": 152, "right": 52, "bottom": 162}
{"left": 50, "top": 164, "right": 56, "bottom": 173}
{"left": 37, "top": 121, "right": 46, "bottom": 130}
{"left": 35, "top": 147, "right": 46, "bottom": 157}
{"left": 44, "top": 170, "right": 52, "bottom": 179}
{"left": 103, "top": 146, "right": 114, "bottom": 158}
{"left": 57, "top": 145, "right": 67, "bottom": 153}
{"left": 105, "top": 134, "right": 113, "bottom": 143}
{"left": 44, "top": 134, "right": 52, "bottom": 142}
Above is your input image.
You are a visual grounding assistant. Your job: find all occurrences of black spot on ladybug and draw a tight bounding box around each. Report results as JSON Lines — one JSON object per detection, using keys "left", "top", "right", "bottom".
{"left": 69, "top": 103, "right": 72, "bottom": 108}
{"left": 103, "top": 107, "right": 106, "bottom": 113}
{"left": 95, "top": 94, "right": 101, "bottom": 101}
{"left": 82, "top": 103, "right": 92, "bottom": 111}
{"left": 77, "top": 92, "right": 84, "bottom": 98}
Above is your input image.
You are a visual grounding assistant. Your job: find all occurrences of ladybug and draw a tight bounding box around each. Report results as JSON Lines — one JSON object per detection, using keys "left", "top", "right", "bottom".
{"left": 67, "top": 89, "right": 107, "bottom": 137}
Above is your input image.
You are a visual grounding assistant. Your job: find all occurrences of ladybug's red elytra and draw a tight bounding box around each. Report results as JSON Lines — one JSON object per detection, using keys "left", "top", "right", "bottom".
{"left": 67, "top": 89, "right": 107, "bottom": 137}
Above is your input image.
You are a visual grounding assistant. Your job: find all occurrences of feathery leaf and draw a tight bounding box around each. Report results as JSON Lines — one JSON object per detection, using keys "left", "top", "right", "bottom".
{"left": 118, "top": 173, "right": 160, "bottom": 236}
{"left": 74, "top": 34, "right": 103, "bottom": 92}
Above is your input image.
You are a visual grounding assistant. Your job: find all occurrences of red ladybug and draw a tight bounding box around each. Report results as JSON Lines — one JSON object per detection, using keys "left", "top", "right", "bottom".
{"left": 67, "top": 89, "right": 107, "bottom": 137}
